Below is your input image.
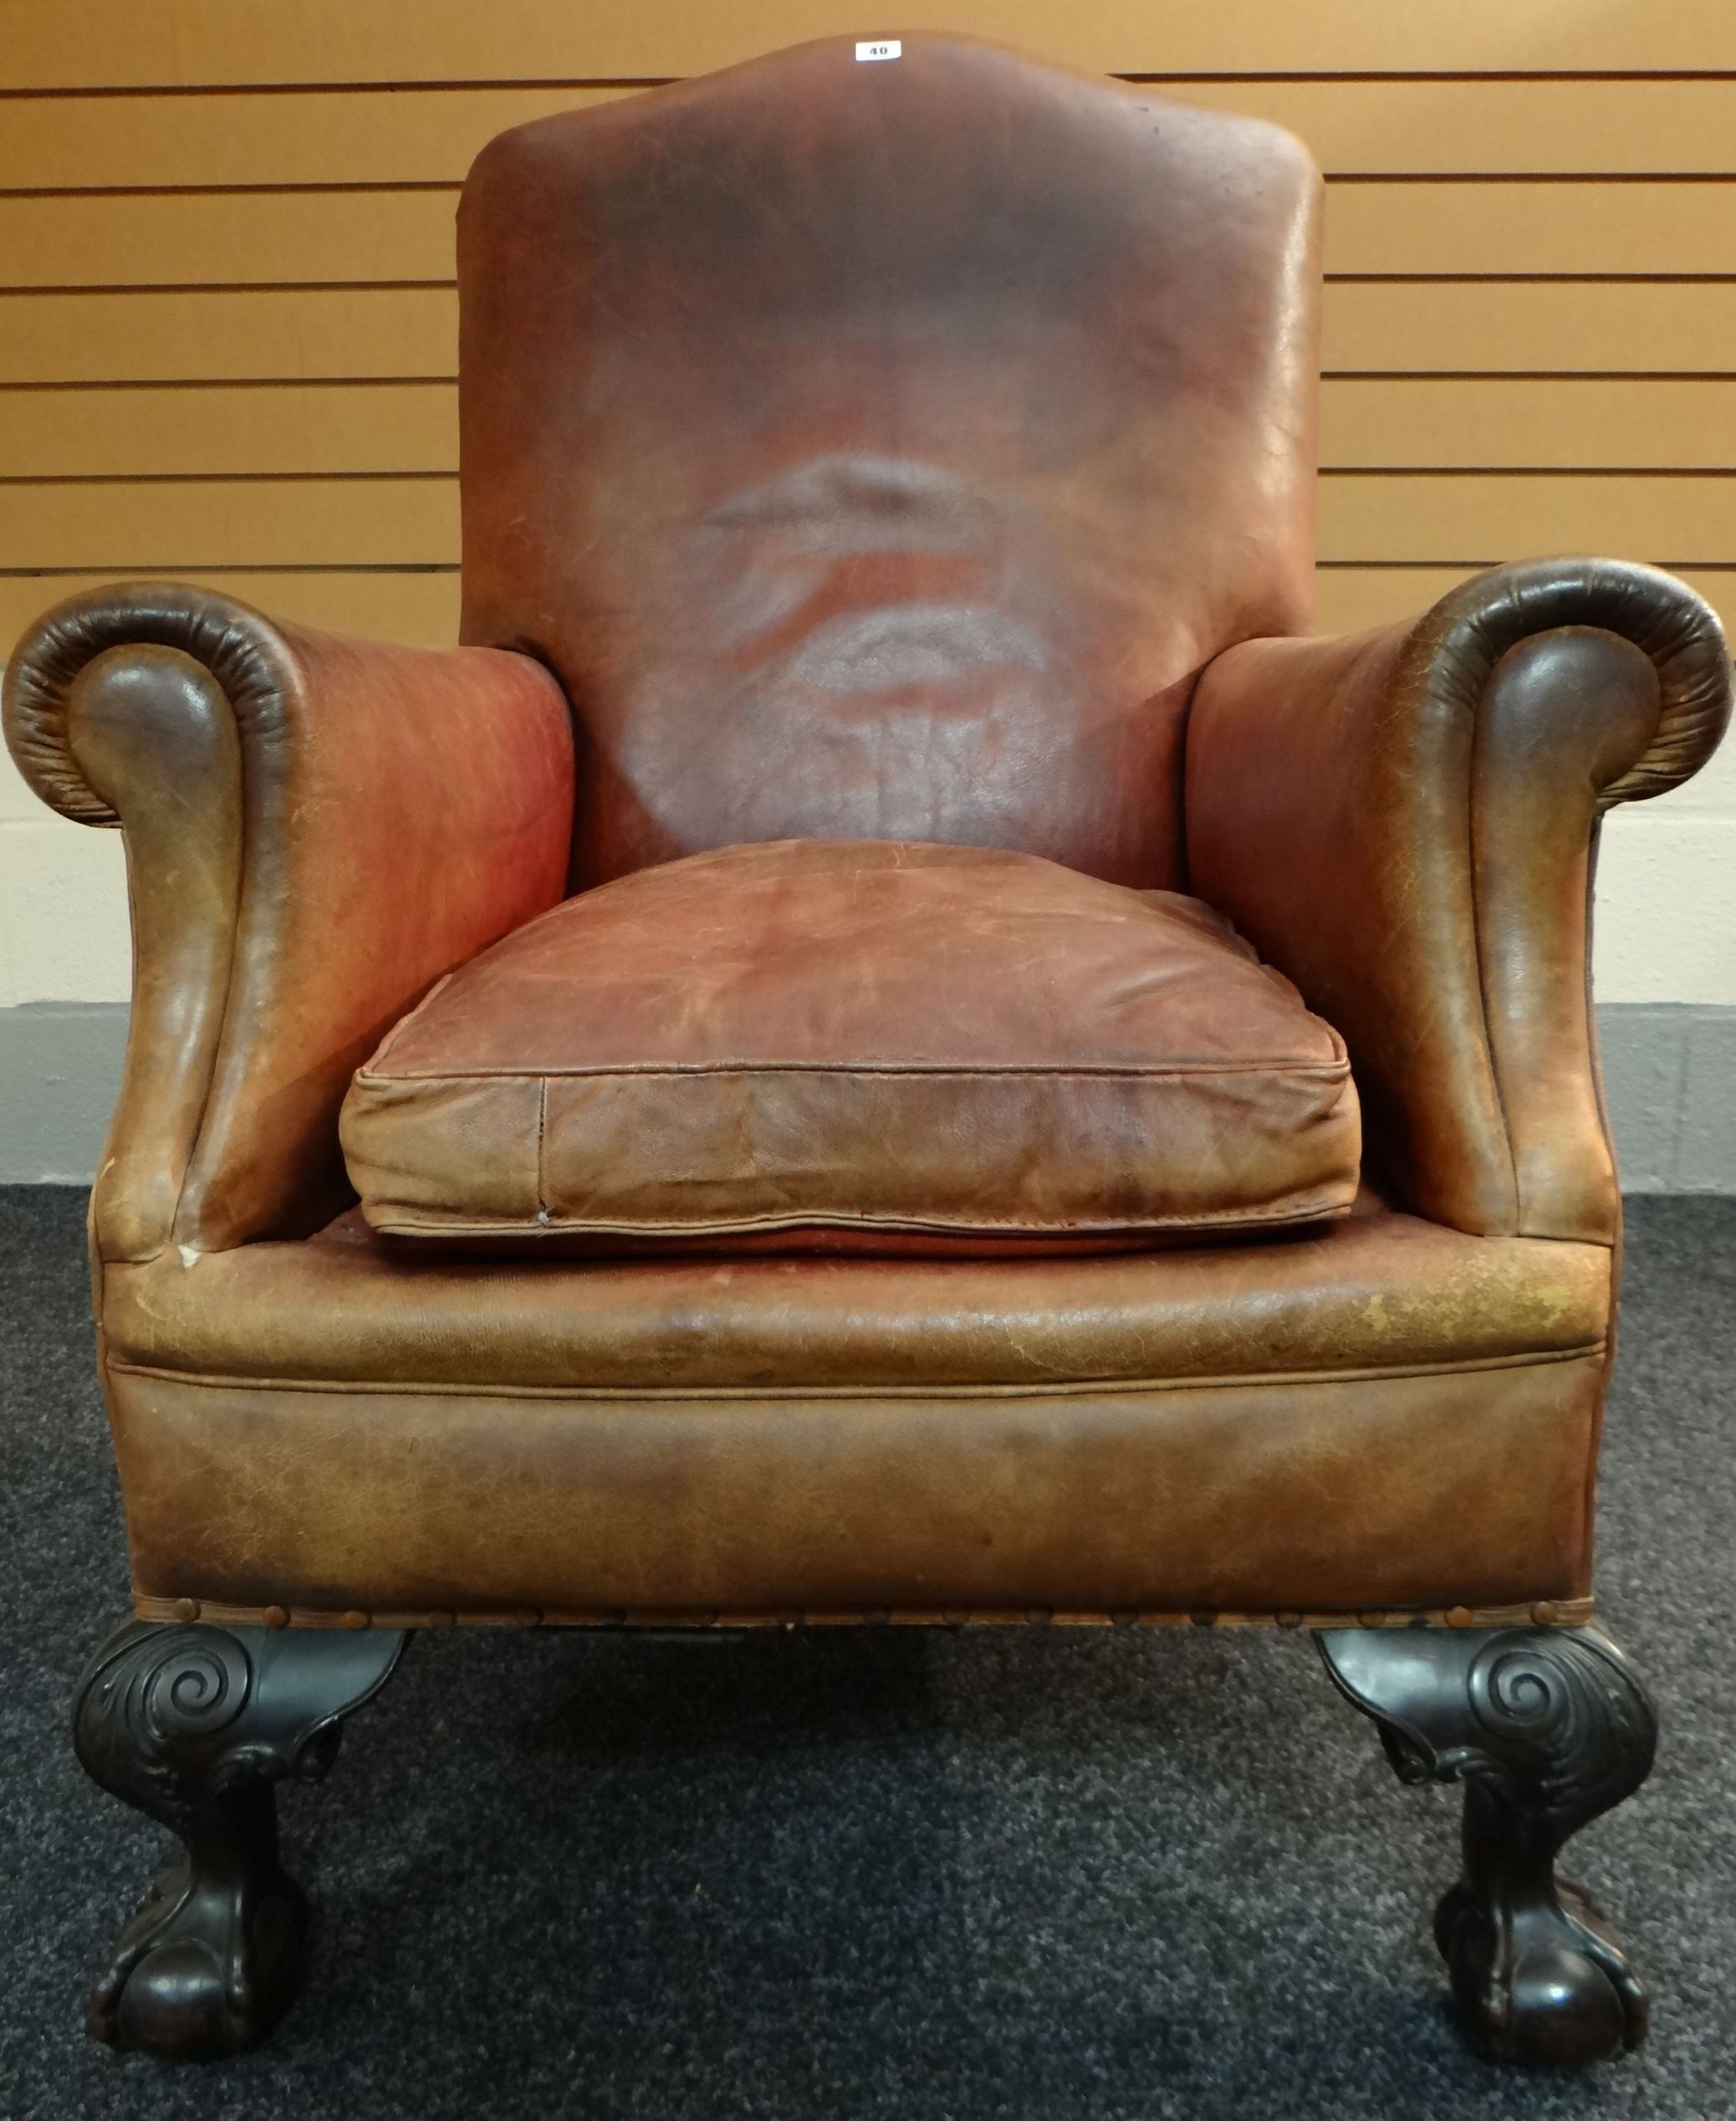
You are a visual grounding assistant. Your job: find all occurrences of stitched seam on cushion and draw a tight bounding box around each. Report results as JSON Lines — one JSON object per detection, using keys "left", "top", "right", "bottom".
{"left": 356, "top": 1058, "right": 1355, "bottom": 1083}
{"left": 365, "top": 1198, "right": 1357, "bottom": 1239}
{"left": 103, "top": 1342, "right": 1606, "bottom": 1401}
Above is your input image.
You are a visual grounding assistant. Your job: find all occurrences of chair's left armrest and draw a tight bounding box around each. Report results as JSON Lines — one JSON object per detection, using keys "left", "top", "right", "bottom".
{"left": 1185, "top": 560, "right": 1730, "bottom": 1241}
{"left": 4, "top": 583, "right": 574, "bottom": 1260}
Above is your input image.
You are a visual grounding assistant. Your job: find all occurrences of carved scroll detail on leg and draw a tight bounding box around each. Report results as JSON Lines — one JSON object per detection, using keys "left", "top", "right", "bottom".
{"left": 71, "top": 1618, "right": 406, "bottom": 2060}
{"left": 1316, "top": 1625, "right": 1657, "bottom": 2068}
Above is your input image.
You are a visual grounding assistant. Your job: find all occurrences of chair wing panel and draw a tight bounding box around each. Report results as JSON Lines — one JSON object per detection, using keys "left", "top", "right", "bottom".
{"left": 3, "top": 582, "right": 574, "bottom": 1258}
{"left": 1187, "top": 559, "right": 1732, "bottom": 1239}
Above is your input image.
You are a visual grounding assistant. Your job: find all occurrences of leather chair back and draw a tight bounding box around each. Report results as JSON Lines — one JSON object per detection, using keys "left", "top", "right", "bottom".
{"left": 457, "top": 34, "right": 1320, "bottom": 887}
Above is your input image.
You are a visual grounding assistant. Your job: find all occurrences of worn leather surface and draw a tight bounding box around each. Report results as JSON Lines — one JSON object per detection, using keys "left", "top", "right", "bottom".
{"left": 1188, "top": 560, "right": 1732, "bottom": 1240}
{"left": 102, "top": 1196, "right": 1609, "bottom": 1611}
{"left": 106, "top": 1352, "right": 1604, "bottom": 1615}
{"left": 3, "top": 584, "right": 575, "bottom": 1256}
{"left": 102, "top": 1193, "right": 1609, "bottom": 1391}
{"left": 457, "top": 33, "right": 1319, "bottom": 888}
{"left": 341, "top": 838, "right": 1359, "bottom": 1250}
{"left": 103, "top": 1200, "right": 1608, "bottom": 1612}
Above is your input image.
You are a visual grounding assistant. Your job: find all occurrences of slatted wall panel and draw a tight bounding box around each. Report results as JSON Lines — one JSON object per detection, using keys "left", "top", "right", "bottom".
{"left": 3, "top": 0, "right": 1734, "bottom": 652}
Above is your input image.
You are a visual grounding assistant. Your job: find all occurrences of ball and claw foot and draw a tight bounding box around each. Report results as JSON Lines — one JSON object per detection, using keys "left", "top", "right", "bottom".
{"left": 90, "top": 1842, "right": 311, "bottom": 2059}
{"left": 71, "top": 1618, "right": 406, "bottom": 2060}
{"left": 1318, "top": 1623, "right": 1657, "bottom": 2069}
{"left": 1432, "top": 1861, "right": 1647, "bottom": 2067}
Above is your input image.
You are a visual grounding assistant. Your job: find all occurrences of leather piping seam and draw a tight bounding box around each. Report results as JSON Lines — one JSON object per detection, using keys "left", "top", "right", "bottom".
{"left": 103, "top": 1339, "right": 1605, "bottom": 1402}
{"left": 130, "top": 1594, "right": 1600, "bottom": 1633}
{"left": 355, "top": 1058, "right": 1355, "bottom": 1081}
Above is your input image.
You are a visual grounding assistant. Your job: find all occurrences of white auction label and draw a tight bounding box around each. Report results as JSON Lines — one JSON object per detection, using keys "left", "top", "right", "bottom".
{"left": 855, "top": 39, "right": 901, "bottom": 61}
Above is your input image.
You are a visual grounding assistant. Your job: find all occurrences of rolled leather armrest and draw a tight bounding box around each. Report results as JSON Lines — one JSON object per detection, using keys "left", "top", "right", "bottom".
{"left": 1186, "top": 559, "right": 1731, "bottom": 1242}
{"left": 3, "top": 583, "right": 574, "bottom": 1260}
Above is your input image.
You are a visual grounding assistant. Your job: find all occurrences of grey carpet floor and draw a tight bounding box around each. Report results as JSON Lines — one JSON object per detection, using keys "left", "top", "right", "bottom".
{"left": 2, "top": 1186, "right": 1733, "bottom": 2121}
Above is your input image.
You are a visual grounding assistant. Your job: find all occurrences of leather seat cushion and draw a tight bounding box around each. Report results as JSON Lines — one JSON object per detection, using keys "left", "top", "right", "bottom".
{"left": 340, "top": 838, "right": 1361, "bottom": 1253}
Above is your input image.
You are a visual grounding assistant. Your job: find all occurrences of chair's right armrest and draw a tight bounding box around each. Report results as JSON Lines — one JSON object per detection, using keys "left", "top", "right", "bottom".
{"left": 1185, "top": 560, "right": 1730, "bottom": 1240}
{"left": 4, "top": 583, "right": 574, "bottom": 1261}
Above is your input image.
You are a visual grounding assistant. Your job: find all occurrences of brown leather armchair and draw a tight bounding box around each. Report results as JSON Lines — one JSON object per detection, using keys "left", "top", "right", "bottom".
{"left": 5, "top": 34, "right": 1729, "bottom": 2073}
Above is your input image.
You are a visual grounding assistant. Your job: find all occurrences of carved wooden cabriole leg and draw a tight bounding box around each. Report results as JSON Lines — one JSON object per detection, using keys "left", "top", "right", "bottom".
{"left": 1316, "top": 1624, "right": 1657, "bottom": 2068}
{"left": 70, "top": 1618, "right": 407, "bottom": 2061}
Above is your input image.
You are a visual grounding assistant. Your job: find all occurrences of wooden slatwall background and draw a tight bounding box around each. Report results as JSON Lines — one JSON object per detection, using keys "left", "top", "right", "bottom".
{"left": 3, "top": 0, "right": 1735, "bottom": 655}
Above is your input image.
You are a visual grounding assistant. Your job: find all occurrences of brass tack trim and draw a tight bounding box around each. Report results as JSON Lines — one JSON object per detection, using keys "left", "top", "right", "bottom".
{"left": 131, "top": 1593, "right": 1598, "bottom": 1633}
